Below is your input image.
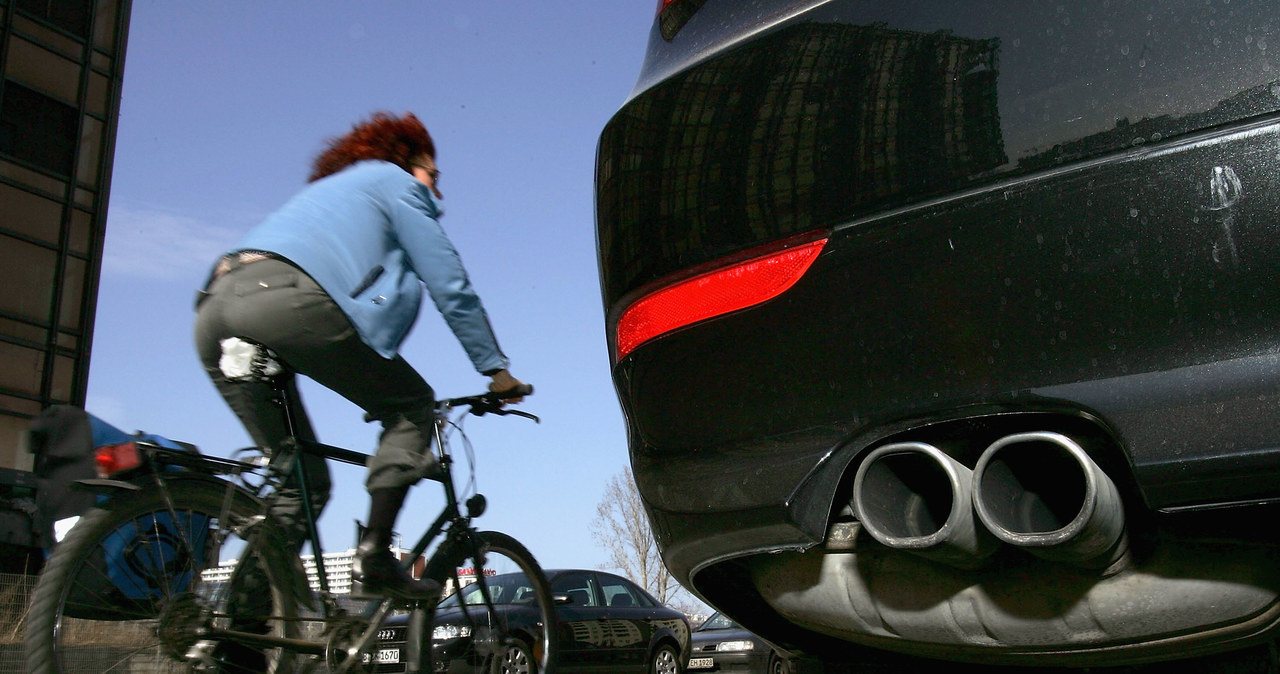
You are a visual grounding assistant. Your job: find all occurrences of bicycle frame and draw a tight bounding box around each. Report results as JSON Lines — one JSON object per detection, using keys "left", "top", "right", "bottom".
{"left": 109, "top": 380, "right": 512, "bottom": 672}
{"left": 260, "top": 378, "right": 487, "bottom": 672}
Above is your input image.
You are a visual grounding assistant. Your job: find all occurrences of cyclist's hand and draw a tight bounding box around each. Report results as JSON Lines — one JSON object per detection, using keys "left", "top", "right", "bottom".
{"left": 488, "top": 370, "right": 530, "bottom": 402}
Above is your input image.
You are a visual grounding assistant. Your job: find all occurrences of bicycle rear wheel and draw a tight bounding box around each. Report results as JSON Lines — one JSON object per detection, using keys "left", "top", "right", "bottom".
{"left": 428, "top": 530, "right": 559, "bottom": 674}
{"left": 25, "top": 475, "right": 307, "bottom": 673}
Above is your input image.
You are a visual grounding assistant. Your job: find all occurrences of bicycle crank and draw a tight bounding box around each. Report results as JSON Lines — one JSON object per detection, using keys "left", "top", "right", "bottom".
{"left": 326, "top": 618, "right": 375, "bottom": 674}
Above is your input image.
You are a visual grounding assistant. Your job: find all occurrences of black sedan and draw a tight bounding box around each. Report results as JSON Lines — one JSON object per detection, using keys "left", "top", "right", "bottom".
{"left": 596, "top": 0, "right": 1280, "bottom": 670}
{"left": 688, "top": 612, "right": 791, "bottom": 674}
{"left": 373, "top": 569, "right": 690, "bottom": 673}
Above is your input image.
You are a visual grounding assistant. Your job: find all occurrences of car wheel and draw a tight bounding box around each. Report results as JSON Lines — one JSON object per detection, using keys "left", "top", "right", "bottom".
{"left": 489, "top": 638, "right": 535, "bottom": 674}
{"left": 650, "top": 643, "right": 682, "bottom": 674}
{"left": 769, "top": 654, "right": 791, "bottom": 674}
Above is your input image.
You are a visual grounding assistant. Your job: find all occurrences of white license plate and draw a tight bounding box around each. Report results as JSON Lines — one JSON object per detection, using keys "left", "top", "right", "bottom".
{"left": 688, "top": 657, "right": 715, "bottom": 669}
{"left": 360, "top": 648, "right": 401, "bottom": 664}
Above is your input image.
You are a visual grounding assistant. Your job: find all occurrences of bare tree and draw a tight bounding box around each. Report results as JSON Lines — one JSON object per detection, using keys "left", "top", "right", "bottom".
{"left": 591, "top": 467, "right": 705, "bottom": 616}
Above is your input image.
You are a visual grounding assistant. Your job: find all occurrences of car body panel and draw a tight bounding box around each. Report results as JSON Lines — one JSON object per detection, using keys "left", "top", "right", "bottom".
{"left": 596, "top": 0, "right": 1280, "bottom": 667}
{"left": 551, "top": 570, "right": 651, "bottom": 671}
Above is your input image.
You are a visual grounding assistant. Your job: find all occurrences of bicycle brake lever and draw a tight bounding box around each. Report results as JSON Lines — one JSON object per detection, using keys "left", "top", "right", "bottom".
{"left": 496, "top": 408, "right": 540, "bottom": 423}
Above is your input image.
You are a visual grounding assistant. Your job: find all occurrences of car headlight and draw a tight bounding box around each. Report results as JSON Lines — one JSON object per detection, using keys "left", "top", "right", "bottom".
{"left": 717, "top": 640, "right": 755, "bottom": 652}
{"left": 432, "top": 624, "right": 472, "bottom": 641}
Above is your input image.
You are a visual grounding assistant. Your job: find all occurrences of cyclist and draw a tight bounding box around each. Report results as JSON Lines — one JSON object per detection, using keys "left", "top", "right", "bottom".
{"left": 194, "top": 111, "right": 527, "bottom": 671}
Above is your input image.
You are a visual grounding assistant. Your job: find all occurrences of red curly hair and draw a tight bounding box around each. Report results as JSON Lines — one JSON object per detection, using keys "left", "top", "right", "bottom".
{"left": 308, "top": 111, "right": 436, "bottom": 182}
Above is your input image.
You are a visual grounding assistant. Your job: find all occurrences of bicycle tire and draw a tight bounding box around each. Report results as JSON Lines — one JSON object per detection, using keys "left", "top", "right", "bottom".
{"left": 429, "top": 530, "right": 559, "bottom": 674}
{"left": 25, "top": 475, "right": 308, "bottom": 673}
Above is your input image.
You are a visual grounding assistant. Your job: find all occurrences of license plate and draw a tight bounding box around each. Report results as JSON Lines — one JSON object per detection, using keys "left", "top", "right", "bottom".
{"left": 360, "top": 648, "right": 401, "bottom": 664}
{"left": 688, "top": 657, "right": 715, "bottom": 669}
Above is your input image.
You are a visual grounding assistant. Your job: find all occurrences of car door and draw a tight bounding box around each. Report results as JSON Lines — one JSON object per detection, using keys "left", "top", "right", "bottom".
{"left": 593, "top": 572, "right": 656, "bottom": 672}
{"left": 550, "top": 571, "right": 619, "bottom": 672}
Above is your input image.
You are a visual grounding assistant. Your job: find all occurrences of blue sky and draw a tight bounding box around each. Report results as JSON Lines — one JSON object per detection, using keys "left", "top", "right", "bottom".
{"left": 87, "top": 1, "right": 656, "bottom": 573}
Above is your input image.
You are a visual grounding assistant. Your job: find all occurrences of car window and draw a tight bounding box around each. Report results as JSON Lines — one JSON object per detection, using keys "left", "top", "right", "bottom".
{"left": 699, "top": 612, "right": 737, "bottom": 630}
{"left": 550, "top": 572, "right": 599, "bottom": 607}
{"left": 597, "top": 575, "right": 654, "bottom": 608}
{"left": 450, "top": 572, "right": 536, "bottom": 606}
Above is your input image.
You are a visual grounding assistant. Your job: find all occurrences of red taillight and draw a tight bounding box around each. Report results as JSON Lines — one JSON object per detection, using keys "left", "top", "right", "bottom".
{"left": 614, "top": 238, "right": 827, "bottom": 361}
{"left": 96, "top": 441, "right": 142, "bottom": 477}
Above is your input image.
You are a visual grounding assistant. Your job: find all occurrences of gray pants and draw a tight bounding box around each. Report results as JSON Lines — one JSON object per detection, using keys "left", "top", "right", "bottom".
{"left": 194, "top": 258, "right": 439, "bottom": 531}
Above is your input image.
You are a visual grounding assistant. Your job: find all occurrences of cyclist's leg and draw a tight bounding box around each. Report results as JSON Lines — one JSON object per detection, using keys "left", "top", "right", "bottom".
{"left": 351, "top": 409, "right": 444, "bottom": 599}
{"left": 195, "top": 260, "right": 334, "bottom": 670}
{"left": 203, "top": 261, "right": 441, "bottom": 599}
{"left": 281, "top": 332, "right": 440, "bottom": 490}
{"left": 205, "top": 258, "right": 439, "bottom": 490}
{"left": 341, "top": 363, "right": 442, "bottom": 599}
{"left": 276, "top": 332, "right": 443, "bottom": 598}
{"left": 195, "top": 258, "right": 335, "bottom": 538}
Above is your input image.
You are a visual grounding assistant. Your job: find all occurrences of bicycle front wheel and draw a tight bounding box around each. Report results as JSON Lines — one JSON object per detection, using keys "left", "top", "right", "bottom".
{"left": 429, "top": 530, "right": 559, "bottom": 674}
{"left": 25, "top": 475, "right": 306, "bottom": 673}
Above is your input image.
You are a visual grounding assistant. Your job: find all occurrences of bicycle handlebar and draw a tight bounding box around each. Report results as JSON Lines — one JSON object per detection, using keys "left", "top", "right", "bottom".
{"left": 440, "top": 384, "right": 538, "bottom": 422}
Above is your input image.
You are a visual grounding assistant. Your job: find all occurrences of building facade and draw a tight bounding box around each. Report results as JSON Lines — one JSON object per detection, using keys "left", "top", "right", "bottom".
{"left": 0, "top": 0, "right": 131, "bottom": 471}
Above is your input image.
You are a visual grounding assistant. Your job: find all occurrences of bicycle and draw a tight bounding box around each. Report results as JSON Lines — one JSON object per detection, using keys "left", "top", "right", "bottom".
{"left": 24, "top": 341, "right": 559, "bottom": 674}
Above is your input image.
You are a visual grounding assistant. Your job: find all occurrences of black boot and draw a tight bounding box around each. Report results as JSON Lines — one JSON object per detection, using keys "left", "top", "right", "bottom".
{"left": 352, "top": 538, "right": 442, "bottom": 601}
{"left": 352, "top": 486, "right": 440, "bottom": 601}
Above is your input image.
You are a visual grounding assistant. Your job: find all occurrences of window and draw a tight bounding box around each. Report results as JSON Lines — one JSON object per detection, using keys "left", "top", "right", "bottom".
{"left": 600, "top": 577, "right": 647, "bottom": 608}
{"left": 16, "top": 0, "right": 91, "bottom": 39}
{"left": 550, "top": 573, "right": 598, "bottom": 607}
{"left": 0, "top": 80, "right": 78, "bottom": 176}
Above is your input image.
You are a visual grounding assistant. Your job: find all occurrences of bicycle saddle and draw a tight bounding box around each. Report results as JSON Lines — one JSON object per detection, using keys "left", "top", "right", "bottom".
{"left": 218, "top": 337, "right": 286, "bottom": 381}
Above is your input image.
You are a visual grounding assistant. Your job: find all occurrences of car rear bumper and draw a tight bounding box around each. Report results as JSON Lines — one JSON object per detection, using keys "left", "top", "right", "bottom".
{"left": 621, "top": 118, "right": 1280, "bottom": 663}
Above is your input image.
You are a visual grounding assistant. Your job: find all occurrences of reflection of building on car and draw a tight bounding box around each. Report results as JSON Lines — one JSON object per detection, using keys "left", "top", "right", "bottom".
{"left": 689, "top": 612, "right": 792, "bottom": 674}
{"left": 596, "top": 0, "right": 1280, "bottom": 670}
{"left": 374, "top": 568, "right": 689, "bottom": 673}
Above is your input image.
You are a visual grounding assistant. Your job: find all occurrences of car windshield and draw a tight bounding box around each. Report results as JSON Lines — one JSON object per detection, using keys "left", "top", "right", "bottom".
{"left": 437, "top": 572, "right": 537, "bottom": 608}
{"left": 699, "top": 612, "right": 737, "bottom": 631}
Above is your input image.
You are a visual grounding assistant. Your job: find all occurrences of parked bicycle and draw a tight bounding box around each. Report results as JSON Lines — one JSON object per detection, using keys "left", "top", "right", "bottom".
{"left": 24, "top": 343, "right": 559, "bottom": 674}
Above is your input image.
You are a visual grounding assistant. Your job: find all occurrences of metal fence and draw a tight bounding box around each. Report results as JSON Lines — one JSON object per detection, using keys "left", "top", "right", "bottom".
{"left": 0, "top": 573, "right": 36, "bottom": 673}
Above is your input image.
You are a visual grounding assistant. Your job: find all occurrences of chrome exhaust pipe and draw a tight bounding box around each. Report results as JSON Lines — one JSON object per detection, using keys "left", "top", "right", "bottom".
{"left": 972, "top": 431, "right": 1126, "bottom": 568}
{"left": 852, "top": 442, "right": 998, "bottom": 569}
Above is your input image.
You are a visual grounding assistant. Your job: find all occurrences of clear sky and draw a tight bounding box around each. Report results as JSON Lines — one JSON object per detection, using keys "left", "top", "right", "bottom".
{"left": 87, "top": 1, "right": 656, "bottom": 573}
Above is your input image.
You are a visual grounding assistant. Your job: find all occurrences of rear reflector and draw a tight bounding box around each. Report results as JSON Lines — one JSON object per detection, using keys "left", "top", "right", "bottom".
{"left": 96, "top": 441, "right": 141, "bottom": 477}
{"left": 615, "top": 238, "right": 827, "bottom": 361}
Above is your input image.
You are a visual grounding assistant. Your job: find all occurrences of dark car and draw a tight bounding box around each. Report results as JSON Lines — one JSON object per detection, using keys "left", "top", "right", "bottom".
{"left": 689, "top": 612, "right": 792, "bottom": 674}
{"left": 372, "top": 569, "right": 690, "bottom": 673}
{"left": 595, "top": 0, "right": 1280, "bottom": 670}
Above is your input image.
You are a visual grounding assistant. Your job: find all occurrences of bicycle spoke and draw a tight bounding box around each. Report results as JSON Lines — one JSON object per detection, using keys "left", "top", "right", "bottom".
{"left": 428, "top": 531, "right": 558, "bottom": 674}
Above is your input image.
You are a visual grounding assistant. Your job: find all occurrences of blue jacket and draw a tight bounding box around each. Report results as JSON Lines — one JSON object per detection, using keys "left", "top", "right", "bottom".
{"left": 227, "top": 160, "right": 509, "bottom": 374}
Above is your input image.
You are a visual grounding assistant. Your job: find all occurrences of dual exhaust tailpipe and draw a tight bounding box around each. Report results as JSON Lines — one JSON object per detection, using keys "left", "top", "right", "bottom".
{"left": 851, "top": 432, "right": 1127, "bottom": 570}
